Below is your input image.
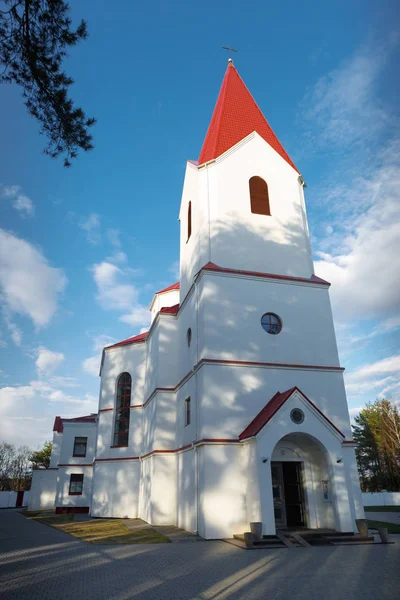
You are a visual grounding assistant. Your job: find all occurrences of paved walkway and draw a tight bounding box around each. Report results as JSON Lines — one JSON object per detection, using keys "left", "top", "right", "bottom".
{"left": 0, "top": 510, "right": 399, "bottom": 599}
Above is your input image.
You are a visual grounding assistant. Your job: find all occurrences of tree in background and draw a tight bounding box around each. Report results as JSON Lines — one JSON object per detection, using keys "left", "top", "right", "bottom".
{"left": 0, "top": 0, "right": 95, "bottom": 166}
{"left": 0, "top": 442, "right": 32, "bottom": 490}
{"left": 30, "top": 440, "right": 52, "bottom": 469}
{"left": 353, "top": 399, "right": 400, "bottom": 491}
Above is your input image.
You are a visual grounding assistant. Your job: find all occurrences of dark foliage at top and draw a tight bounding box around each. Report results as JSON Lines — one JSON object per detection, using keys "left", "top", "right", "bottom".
{"left": 0, "top": 0, "right": 95, "bottom": 166}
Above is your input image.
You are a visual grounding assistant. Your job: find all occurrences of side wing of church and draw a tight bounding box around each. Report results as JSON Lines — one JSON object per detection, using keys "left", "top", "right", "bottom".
{"left": 29, "top": 61, "right": 365, "bottom": 539}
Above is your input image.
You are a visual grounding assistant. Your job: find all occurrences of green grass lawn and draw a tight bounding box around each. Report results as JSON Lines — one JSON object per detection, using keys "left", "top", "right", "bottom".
{"left": 364, "top": 506, "right": 400, "bottom": 513}
{"left": 20, "top": 511, "right": 170, "bottom": 544}
{"left": 367, "top": 520, "right": 400, "bottom": 534}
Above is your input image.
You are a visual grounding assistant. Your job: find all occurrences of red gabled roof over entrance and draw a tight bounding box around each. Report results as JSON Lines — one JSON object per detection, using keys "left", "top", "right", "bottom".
{"left": 198, "top": 61, "right": 298, "bottom": 172}
{"left": 239, "top": 386, "right": 345, "bottom": 440}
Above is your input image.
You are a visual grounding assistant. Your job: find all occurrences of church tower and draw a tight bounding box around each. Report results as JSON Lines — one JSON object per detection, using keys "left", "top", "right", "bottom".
{"left": 179, "top": 59, "right": 314, "bottom": 299}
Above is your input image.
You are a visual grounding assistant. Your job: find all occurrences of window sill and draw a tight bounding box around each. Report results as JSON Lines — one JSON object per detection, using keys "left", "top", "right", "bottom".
{"left": 68, "top": 492, "right": 83, "bottom": 496}
{"left": 110, "top": 445, "right": 129, "bottom": 448}
{"left": 72, "top": 454, "right": 86, "bottom": 458}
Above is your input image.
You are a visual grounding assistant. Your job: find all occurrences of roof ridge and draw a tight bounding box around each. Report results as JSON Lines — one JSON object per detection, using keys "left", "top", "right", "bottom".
{"left": 198, "top": 63, "right": 298, "bottom": 172}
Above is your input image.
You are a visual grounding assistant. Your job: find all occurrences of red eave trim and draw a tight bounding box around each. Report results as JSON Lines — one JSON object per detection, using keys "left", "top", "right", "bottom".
{"left": 156, "top": 282, "right": 180, "bottom": 295}
{"left": 95, "top": 456, "right": 140, "bottom": 462}
{"left": 105, "top": 331, "right": 149, "bottom": 350}
{"left": 201, "top": 262, "right": 330, "bottom": 287}
{"left": 199, "top": 358, "right": 343, "bottom": 372}
{"left": 58, "top": 463, "right": 93, "bottom": 467}
{"left": 239, "top": 386, "right": 346, "bottom": 440}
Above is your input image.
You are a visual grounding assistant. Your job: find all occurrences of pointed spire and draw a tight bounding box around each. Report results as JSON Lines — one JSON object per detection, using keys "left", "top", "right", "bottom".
{"left": 198, "top": 62, "right": 298, "bottom": 172}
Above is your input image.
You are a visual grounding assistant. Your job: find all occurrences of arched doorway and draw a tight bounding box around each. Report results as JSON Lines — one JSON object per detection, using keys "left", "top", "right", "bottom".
{"left": 271, "top": 433, "right": 335, "bottom": 530}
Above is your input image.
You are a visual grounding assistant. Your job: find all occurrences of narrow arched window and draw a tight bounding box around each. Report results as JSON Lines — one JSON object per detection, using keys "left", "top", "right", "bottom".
{"left": 187, "top": 201, "right": 192, "bottom": 241}
{"left": 249, "top": 176, "right": 270, "bottom": 216}
{"left": 113, "top": 372, "right": 131, "bottom": 446}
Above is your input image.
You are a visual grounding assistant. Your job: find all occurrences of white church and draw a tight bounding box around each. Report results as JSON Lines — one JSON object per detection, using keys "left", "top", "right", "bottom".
{"left": 29, "top": 60, "right": 365, "bottom": 539}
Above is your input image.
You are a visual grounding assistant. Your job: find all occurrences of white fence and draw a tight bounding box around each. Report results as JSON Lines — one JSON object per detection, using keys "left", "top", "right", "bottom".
{"left": 0, "top": 490, "right": 30, "bottom": 508}
{"left": 362, "top": 491, "right": 400, "bottom": 507}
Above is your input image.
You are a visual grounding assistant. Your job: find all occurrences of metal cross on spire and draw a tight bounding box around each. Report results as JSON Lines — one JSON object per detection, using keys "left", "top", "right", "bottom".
{"left": 222, "top": 46, "right": 238, "bottom": 53}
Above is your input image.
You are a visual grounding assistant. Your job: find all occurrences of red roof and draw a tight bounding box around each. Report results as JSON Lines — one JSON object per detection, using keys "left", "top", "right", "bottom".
{"left": 53, "top": 414, "right": 97, "bottom": 433}
{"left": 105, "top": 331, "right": 149, "bottom": 350}
{"left": 160, "top": 303, "right": 180, "bottom": 315}
{"left": 156, "top": 282, "right": 180, "bottom": 295}
{"left": 201, "top": 262, "right": 330, "bottom": 286}
{"left": 199, "top": 62, "right": 298, "bottom": 172}
{"left": 239, "top": 386, "right": 345, "bottom": 440}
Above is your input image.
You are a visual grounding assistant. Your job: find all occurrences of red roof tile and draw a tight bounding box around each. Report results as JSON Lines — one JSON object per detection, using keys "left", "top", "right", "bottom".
{"left": 199, "top": 62, "right": 298, "bottom": 172}
{"left": 156, "top": 282, "right": 180, "bottom": 295}
{"left": 239, "top": 386, "right": 345, "bottom": 440}
{"left": 53, "top": 416, "right": 63, "bottom": 433}
{"left": 53, "top": 414, "right": 97, "bottom": 433}
{"left": 160, "top": 303, "right": 180, "bottom": 315}
{"left": 105, "top": 331, "right": 149, "bottom": 349}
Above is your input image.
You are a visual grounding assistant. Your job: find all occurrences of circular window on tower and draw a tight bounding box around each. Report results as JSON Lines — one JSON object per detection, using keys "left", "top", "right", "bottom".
{"left": 290, "top": 408, "right": 305, "bottom": 424}
{"left": 261, "top": 313, "right": 282, "bottom": 335}
{"left": 187, "top": 327, "right": 192, "bottom": 347}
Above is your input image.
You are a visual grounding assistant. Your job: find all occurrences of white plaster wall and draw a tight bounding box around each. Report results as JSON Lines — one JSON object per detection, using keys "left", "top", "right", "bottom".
{"left": 91, "top": 460, "right": 140, "bottom": 518}
{"left": 254, "top": 391, "right": 357, "bottom": 534}
{"left": 272, "top": 436, "right": 335, "bottom": 530}
{"left": 208, "top": 134, "right": 313, "bottom": 278}
{"left": 0, "top": 491, "right": 18, "bottom": 508}
{"left": 100, "top": 343, "right": 146, "bottom": 411}
{"left": 59, "top": 423, "right": 96, "bottom": 465}
{"left": 198, "top": 444, "right": 247, "bottom": 539}
{"left": 50, "top": 431, "right": 62, "bottom": 468}
{"left": 197, "top": 364, "right": 352, "bottom": 440}
{"left": 179, "top": 161, "right": 210, "bottom": 300}
{"left": 28, "top": 469, "right": 57, "bottom": 510}
{"left": 175, "top": 289, "right": 198, "bottom": 383}
{"left": 198, "top": 273, "right": 339, "bottom": 367}
{"left": 362, "top": 492, "right": 400, "bottom": 506}
{"left": 151, "top": 289, "right": 180, "bottom": 323}
{"left": 56, "top": 466, "right": 93, "bottom": 508}
{"left": 148, "top": 454, "right": 177, "bottom": 525}
{"left": 179, "top": 134, "right": 314, "bottom": 300}
{"left": 177, "top": 449, "right": 196, "bottom": 532}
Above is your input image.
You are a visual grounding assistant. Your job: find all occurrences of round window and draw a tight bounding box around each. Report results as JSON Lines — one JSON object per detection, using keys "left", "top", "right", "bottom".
{"left": 290, "top": 408, "right": 304, "bottom": 424}
{"left": 261, "top": 313, "right": 282, "bottom": 335}
{"left": 187, "top": 328, "right": 192, "bottom": 347}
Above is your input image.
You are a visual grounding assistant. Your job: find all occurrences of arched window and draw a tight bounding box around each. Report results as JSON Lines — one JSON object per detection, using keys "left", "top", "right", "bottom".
{"left": 113, "top": 372, "right": 131, "bottom": 447}
{"left": 187, "top": 201, "right": 192, "bottom": 241}
{"left": 249, "top": 176, "right": 271, "bottom": 216}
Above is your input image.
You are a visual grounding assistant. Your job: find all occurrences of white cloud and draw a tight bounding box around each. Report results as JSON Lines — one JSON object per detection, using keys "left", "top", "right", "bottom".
{"left": 107, "top": 251, "right": 127, "bottom": 264}
{"left": 314, "top": 158, "right": 400, "bottom": 319}
{"left": 79, "top": 213, "right": 101, "bottom": 245}
{"left": 106, "top": 228, "right": 121, "bottom": 247}
{"left": 3, "top": 315, "right": 23, "bottom": 346}
{"left": 345, "top": 355, "right": 400, "bottom": 403}
{"left": 346, "top": 354, "right": 400, "bottom": 383}
{"left": 0, "top": 380, "right": 98, "bottom": 447}
{"left": 0, "top": 229, "right": 67, "bottom": 328}
{"left": 82, "top": 355, "right": 100, "bottom": 377}
{"left": 35, "top": 346, "right": 65, "bottom": 377}
{"left": 1, "top": 184, "right": 35, "bottom": 217}
{"left": 92, "top": 261, "right": 137, "bottom": 311}
{"left": 120, "top": 305, "right": 150, "bottom": 327}
{"left": 300, "top": 36, "right": 398, "bottom": 150}
{"left": 82, "top": 334, "right": 116, "bottom": 377}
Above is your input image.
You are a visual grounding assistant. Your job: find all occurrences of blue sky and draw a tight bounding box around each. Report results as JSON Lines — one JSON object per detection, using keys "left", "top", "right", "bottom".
{"left": 0, "top": 0, "right": 399, "bottom": 448}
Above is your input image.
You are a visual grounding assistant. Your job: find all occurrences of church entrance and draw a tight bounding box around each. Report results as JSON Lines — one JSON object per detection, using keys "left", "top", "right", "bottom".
{"left": 271, "top": 461, "right": 306, "bottom": 529}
